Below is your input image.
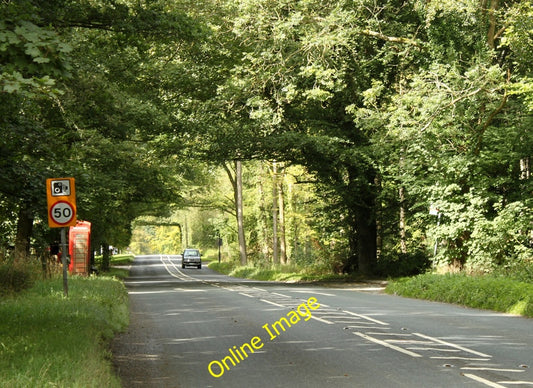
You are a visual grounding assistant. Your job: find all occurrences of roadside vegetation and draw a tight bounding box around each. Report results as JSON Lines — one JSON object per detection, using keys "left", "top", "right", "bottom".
{"left": 208, "top": 261, "right": 364, "bottom": 282}
{"left": 210, "top": 258, "right": 533, "bottom": 318}
{"left": 386, "top": 265, "right": 533, "bottom": 318}
{"left": 0, "top": 269, "right": 128, "bottom": 387}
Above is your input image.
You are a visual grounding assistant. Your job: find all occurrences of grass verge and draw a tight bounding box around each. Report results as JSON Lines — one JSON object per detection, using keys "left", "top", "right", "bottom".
{"left": 208, "top": 261, "right": 363, "bottom": 282}
{"left": 0, "top": 275, "right": 129, "bottom": 387}
{"left": 386, "top": 273, "right": 533, "bottom": 318}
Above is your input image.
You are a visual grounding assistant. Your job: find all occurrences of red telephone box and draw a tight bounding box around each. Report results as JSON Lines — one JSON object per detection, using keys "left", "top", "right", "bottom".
{"left": 69, "top": 221, "right": 91, "bottom": 275}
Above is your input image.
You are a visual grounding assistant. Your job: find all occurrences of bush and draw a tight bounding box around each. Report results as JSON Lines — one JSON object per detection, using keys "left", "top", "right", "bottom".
{"left": 0, "top": 262, "right": 40, "bottom": 295}
{"left": 376, "top": 249, "right": 431, "bottom": 277}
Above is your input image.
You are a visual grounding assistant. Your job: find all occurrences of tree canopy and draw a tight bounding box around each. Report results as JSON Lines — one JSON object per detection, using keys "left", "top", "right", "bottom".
{"left": 1, "top": 0, "right": 531, "bottom": 275}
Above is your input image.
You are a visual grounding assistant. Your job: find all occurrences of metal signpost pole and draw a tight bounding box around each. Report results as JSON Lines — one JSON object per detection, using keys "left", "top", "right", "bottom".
{"left": 61, "top": 227, "right": 68, "bottom": 297}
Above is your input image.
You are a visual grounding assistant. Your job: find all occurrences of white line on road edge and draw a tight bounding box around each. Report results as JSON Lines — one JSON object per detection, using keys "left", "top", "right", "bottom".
{"left": 463, "top": 373, "right": 507, "bottom": 388}
{"left": 342, "top": 310, "right": 389, "bottom": 326}
{"left": 413, "top": 333, "right": 492, "bottom": 358}
{"left": 353, "top": 332, "right": 423, "bottom": 358}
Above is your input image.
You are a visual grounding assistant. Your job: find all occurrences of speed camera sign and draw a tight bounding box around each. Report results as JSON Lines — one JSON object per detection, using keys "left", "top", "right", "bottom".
{"left": 46, "top": 177, "right": 77, "bottom": 228}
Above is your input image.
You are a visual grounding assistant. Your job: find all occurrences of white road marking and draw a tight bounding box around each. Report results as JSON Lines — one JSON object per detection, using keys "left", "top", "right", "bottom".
{"left": 463, "top": 374, "right": 507, "bottom": 388}
{"left": 353, "top": 332, "right": 422, "bottom": 358}
{"left": 342, "top": 310, "right": 389, "bottom": 326}
{"left": 290, "top": 290, "right": 336, "bottom": 297}
{"left": 413, "top": 333, "right": 492, "bottom": 358}
{"left": 260, "top": 299, "right": 286, "bottom": 308}
{"left": 271, "top": 292, "right": 291, "bottom": 298}
{"left": 462, "top": 367, "right": 525, "bottom": 373}
{"left": 309, "top": 315, "right": 335, "bottom": 325}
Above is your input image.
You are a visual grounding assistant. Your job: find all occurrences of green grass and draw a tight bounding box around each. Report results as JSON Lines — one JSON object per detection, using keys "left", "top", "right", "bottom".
{"left": 208, "top": 261, "right": 363, "bottom": 282}
{"left": 386, "top": 273, "right": 533, "bottom": 317}
{"left": 0, "top": 275, "right": 129, "bottom": 387}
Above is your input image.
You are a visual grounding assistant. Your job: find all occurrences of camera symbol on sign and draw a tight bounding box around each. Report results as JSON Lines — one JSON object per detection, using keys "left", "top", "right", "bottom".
{"left": 51, "top": 180, "right": 70, "bottom": 196}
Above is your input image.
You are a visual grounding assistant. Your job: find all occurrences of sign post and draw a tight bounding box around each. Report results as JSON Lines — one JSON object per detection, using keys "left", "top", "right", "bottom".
{"left": 47, "top": 178, "right": 77, "bottom": 297}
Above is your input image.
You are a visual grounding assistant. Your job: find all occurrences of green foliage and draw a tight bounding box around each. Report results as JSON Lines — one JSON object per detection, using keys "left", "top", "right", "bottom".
{"left": 386, "top": 273, "right": 533, "bottom": 317}
{"left": 0, "top": 261, "right": 41, "bottom": 295}
{"left": 0, "top": 275, "right": 128, "bottom": 387}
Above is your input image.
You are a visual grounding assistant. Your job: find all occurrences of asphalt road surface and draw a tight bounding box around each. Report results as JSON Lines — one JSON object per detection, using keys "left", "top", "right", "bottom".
{"left": 112, "top": 255, "right": 532, "bottom": 387}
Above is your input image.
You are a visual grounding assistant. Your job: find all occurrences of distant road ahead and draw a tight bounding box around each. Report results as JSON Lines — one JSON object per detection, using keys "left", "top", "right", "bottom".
{"left": 112, "top": 255, "right": 532, "bottom": 387}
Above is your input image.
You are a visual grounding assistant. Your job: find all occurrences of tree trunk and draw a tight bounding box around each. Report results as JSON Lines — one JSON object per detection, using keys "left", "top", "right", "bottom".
{"left": 399, "top": 185, "right": 407, "bottom": 254}
{"left": 520, "top": 157, "right": 530, "bottom": 180}
{"left": 375, "top": 175, "right": 382, "bottom": 261}
{"left": 223, "top": 161, "right": 248, "bottom": 265}
{"left": 272, "top": 162, "right": 279, "bottom": 264}
{"left": 355, "top": 203, "right": 377, "bottom": 276}
{"left": 278, "top": 172, "right": 287, "bottom": 264}
{"left": 101, "top": 242, "right": 110, "bottom": 271}
{"left": 235, "top": 161, "right": 247, "bottom": 265}
{"left": 257, "top": 163, "right": 270, "bottom": 260}
{"left": 487, "top": 0, "right": 499, "bottom": 49}
{"left": 13, "top": 203, "right": 33, "bottom": 263}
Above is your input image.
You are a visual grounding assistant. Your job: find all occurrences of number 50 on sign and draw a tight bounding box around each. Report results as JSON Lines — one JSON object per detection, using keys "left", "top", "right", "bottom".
{"left": 46, "top": 178, "right": 77, "bottom": 228}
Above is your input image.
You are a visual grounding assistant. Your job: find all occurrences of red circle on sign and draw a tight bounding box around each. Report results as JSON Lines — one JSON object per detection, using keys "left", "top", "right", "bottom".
{"left": 49, "top": 201, "right": 75, "bottom": 225}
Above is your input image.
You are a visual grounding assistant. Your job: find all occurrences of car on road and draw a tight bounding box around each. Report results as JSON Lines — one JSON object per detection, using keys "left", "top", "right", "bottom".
{"left": 182, "top": 248, "right": 201, "bottom": 269}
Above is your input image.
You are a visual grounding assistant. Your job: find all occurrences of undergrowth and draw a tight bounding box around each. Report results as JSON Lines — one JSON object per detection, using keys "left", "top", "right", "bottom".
{"left": 0, "top": 275, "right": 129, "bottom": 387}
{"left": 386, "top": 272, "right": 533, "bottom": 317}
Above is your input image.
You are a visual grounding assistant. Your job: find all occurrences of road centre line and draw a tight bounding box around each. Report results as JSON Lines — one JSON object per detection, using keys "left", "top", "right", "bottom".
{"left": 413, "top": 333, "right": 492, "bottom": 358}
{"left": 160, "top": 255, "right": 195, "bottom": 281}
{"left": 353, "top": 332, "right": 422, "bottom": 358}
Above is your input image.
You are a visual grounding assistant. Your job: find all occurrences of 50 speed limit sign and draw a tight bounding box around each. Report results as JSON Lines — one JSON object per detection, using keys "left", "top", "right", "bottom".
{"left": 46, "top": 177, "right": 77, "bottom": 228}
{"left": 50, "top": 201, "right": 76, "bottom": 226}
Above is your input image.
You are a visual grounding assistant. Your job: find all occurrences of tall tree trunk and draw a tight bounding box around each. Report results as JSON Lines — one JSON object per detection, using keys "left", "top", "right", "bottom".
{"left": 235, "top": 161, "right": 247, "bottom": 265}
{"left": 278, "top": 171, "right": 287, "bottom": 264}
{"left": 257, "top": 163, "right": 270, "bottom": 260}
{"left": 13, "top": 202, "right": 33, "bottom": 263}
{"left": 272, "top": 162, "right": 279, "bottom": 264}
{"left": 223, "top": 161, "right": 248, "bottom": 265}
{"left": 399, "top": 185, "right": 407, "bottom": 254}
{"left": 487, "top": 0, "right": 499, "bottom": 49}
{"left": 375, "top": 175, "right": 383, "bottom": 261}
{"left": 355, "top": 203, "right": 377, "bottom": 276}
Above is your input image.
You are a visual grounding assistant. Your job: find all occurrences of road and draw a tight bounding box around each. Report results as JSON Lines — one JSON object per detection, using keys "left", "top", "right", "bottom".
{"left": 112, "top": 255, "right": 532, "bottom": 387}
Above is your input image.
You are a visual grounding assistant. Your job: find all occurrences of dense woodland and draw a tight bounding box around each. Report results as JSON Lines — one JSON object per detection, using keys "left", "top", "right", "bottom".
{"left": 1, "top": 0, "right": 531, "bottom": 276}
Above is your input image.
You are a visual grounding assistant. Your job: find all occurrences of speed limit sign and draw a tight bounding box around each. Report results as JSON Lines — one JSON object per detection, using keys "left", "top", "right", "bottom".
{"left": 50, "top": 201, "right": 76, "bottom": 226}
{"left": 46, "top": 177, "right": 77, "bottom": 228}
